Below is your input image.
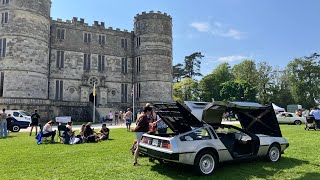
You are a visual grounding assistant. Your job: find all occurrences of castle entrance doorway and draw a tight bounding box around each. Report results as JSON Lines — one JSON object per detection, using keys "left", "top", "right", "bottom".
{"left": 89, "top": 93, "right": 97, "bottom": 106}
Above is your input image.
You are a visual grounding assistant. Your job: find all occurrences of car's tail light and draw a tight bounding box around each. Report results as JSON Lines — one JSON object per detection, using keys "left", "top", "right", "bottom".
{"left": 141, "top": 137, "right": 148, "bottom": 144}
{"left": 161, "top": 140, "right": 171, "bottom": 149}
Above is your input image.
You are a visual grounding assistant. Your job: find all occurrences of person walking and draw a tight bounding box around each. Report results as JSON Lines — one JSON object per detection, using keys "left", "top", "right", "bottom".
{"left": 133, "top": 106, "right": 152, "bottom": 166}
{"left": 310, "top": 107, "right": 320, "bottom": 129}
{"left": 0, "top": 108, "right": 8, "bottom": 138}
{"left": 125, "top": 108, "right": 133, "bottom": 131}
{"left": 109, "top": 110, "right": 113, "bottom": 125}
{"left": 114, "top": 111, "right": 119, "bottom": 125}
{"left": 30, "top": 109, "right": 40, "bottom": 136}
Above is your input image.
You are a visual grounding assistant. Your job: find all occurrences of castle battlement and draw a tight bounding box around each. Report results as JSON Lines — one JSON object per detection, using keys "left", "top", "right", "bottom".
{"left": 52, "top": 17, "right": 131, "bottom": 34}
{"left": 134, "top": 10, "right": 172, "bottom": 20}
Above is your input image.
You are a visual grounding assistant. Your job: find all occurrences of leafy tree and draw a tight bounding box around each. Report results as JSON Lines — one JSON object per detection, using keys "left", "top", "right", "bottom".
{"left": 286, "top": 54, "right": 320, "bottom": 108}
{"left": 256, "top": 61, "right": 273, "bottom": 104}
{"left": 173, "top": 78, "right": 200, "bottom": 102}
{"left": 232, "top": 60, "right": 258, "bottom": 85}
{"left": 220, "top": 80, "right": 256, "bottom": 102}
{"left": 199, "top": 63, "right": 233, "bottom": 101}
{"left": 172, "top": 63, "right": 184, "bottom": 82}
{"left": 184, "top": 52, "right": 204, "bottom": 79}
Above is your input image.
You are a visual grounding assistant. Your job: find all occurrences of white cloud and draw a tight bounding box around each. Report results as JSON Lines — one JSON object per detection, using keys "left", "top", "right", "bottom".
{"left": 190, "top": 21, "right": 244, "bottom": 40}
{"left": 220, "top": 29, "right": 243, "bottom": 40}
{"left": 190, "top": 22, "right": 210, "bottom": 32}
{"left": 217, "top": 55, "right": 247, "bottom": 63}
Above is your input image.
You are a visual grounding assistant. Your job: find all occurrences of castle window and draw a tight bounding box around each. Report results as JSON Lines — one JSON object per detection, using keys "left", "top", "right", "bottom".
{"left": 136, "top": 57, "right": 141, "bottom": 73}
{"left": 136, "top": 37, "right": 141, "bottom": 47}
{"left": 135, "top": 83, "right": 141, "bottom": 99}
{"left": 57, "top": 28, "right": 65, "bottom": 40}
{"left": 0, "top": 72, "right": 4, "bottom": 97}
{"left": 83, "top": 54, "right": 91, "bottom": 71}
{"left": 121, "top": 84, "right": 128, "bottom": 103}
{"left": 121, "top": 38, "right": 127, "bottom": 48}
{"left": 121, "top": 58, "right": 128, "bottom": 74}
{"left": 0, "top": 38, "right": 6, "bottom": 58}
{"left": 55, "top": 80, "right": 63, "bottom": 101}
{"left": 1, "top": 12, "right": 9, "bottom": 24}
{"left": 84, "top": 33, "right": 91, "bottom": 43}
{"left": 98, "top": 55, "right": 105, "bottom": 73}
{"left": 2, "top": 0, "right": 9, "bottom": 5}
{"left": 99, "top": 35, "right": 106, "bottom": 45}
{"left": 56, "top": 50, "right": 64, "bottom": 68}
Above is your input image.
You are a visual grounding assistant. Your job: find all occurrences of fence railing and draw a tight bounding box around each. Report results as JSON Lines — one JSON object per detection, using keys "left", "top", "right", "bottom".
{"left": 0, "top": 97, "right": 89, "bottom": 107}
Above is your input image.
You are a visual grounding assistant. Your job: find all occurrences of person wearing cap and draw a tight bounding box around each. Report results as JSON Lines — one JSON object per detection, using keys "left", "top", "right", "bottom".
{"left": 30, "top": 109, "right": 40, "bottom": 136}
{"left": 133, "top": 106, "right": 152, "bottom": 166}
{"left": 42, "top": 120, "right": 56, "bottom": 143}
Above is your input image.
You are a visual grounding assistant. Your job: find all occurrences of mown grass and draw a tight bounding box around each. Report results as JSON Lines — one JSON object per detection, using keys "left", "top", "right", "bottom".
{"left": 0, "top": 125, "right": 319, "bottom": 180}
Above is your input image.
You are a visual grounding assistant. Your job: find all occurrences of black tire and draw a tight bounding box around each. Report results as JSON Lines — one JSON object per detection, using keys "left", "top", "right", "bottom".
{"left": 294, "top": 120, "right": 302, "bottom": 125}
{"left": 194, "top": 150, "right": 218, "bottom": 176}
{"left": 266, "top": 144, "right": 281, "bottom": 162}
{"left": 11, "top": 125, "right": 20, "bottom": 132}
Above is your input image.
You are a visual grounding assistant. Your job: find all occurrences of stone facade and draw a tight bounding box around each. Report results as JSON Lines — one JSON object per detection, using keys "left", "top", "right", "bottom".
{"left": 0, "top": 0, "right": 173, "bottom": 119}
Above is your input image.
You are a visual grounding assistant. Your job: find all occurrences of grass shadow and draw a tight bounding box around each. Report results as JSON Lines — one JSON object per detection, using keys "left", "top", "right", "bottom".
{"left": 149, "top": 157, "right": 312, "bottom": 179}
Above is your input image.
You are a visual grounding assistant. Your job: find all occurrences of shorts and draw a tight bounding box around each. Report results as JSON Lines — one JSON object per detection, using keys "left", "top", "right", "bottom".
{"left": 126, "top": 119, "right": 132, "bottom": 125}
{"left": 30, "top": 121, "right": 39, "bottom": 126}
{"left": 135, "top": 132, "right": 145, "bottom": 143}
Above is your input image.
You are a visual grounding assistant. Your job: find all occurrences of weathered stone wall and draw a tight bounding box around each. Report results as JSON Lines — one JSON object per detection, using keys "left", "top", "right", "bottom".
{"left": 0, "top": 0, "right": 51, "bottom": 99}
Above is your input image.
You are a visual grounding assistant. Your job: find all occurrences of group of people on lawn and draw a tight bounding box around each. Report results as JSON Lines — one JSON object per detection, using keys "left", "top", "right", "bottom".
{"left": 36, "top": 120, "right": 110, "bottom": 144}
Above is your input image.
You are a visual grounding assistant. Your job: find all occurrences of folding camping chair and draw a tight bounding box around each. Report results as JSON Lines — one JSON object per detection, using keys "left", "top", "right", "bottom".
{"left": 58, "top": 124, "right": 68, "bottom": 143}
{"left": 37, "top": 124, "right": 51, "bottom": 144}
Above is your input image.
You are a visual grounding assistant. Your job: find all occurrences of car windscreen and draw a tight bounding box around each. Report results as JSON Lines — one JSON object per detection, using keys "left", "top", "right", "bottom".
{"left": 20, "top": 111, "right": 31, "bottom": 116}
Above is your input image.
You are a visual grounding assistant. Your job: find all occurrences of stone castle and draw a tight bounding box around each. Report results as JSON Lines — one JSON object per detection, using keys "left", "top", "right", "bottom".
{"left": 0, "top": 0, "right": 173, "bottom": 121}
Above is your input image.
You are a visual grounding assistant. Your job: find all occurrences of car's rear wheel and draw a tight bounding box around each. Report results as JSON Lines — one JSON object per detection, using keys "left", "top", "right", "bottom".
{"left": 294, "top": 120, "right": 302, "bottom": 125}
{"left": 266, "top": 144, "right": 281, "bottom": 162}
{"left": 194, "top": 150, "right": 217, "bottom": 176}
{"left": 12, "top": 125, "right": 20, "bottom": 132}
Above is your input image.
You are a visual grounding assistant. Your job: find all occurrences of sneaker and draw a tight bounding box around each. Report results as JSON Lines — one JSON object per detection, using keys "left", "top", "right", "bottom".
{"left": 133, "top": 162, "right": 140, "bottom": 166}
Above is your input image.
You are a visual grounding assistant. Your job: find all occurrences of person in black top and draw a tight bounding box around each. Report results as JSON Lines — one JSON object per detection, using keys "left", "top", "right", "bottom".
{"left": 30, "top": 109, "right": 40, "bottom": 136}
{"left": 6, "top": 114, "right": 13, "bottom": 135}
{"left": 133, "top": 106, "right": 152, "bottom": 166}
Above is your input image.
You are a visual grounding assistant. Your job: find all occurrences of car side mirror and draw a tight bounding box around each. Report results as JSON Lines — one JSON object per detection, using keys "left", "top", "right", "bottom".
{"left": 20, "top": 115, "right": 23, "bottom": 117}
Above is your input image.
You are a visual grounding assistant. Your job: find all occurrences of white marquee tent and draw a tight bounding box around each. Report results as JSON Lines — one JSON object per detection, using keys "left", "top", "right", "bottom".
{"left": 272, "top": 103, "right": 285, "bottom": 112}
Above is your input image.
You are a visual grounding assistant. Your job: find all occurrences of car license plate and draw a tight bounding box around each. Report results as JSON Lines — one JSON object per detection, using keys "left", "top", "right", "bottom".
{"left": 152, "top": 139, "right": 159, "bottom": 146}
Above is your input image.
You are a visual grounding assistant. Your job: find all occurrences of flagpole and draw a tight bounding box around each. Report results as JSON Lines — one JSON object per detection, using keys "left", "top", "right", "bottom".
{"left": 93, "top": 84, "right": 96, "bottom": 123}
{"left": 132, "top": 83, "right": 135, "bottom": 123}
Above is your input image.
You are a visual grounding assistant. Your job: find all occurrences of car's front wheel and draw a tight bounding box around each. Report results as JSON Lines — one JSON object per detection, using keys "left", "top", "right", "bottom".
{"left": 266, "top": 144, "right": 281, "bottom": 162}
{"left": 294, "top": 120, "right": 302, "bottom": 125}
{"left": 194, "top": 150, "right": 217, "bottom": 176}
{"left": 11, "top": 125, "right": 20, "bottom": 132}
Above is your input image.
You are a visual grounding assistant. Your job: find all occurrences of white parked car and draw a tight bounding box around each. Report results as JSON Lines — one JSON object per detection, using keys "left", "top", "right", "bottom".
{"left": 276, "top": 112, "right": 305, "bottom": 125}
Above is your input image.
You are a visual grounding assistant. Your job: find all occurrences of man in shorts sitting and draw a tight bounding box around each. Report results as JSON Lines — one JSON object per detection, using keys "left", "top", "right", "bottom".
{"left": 99, "top": 124, "right": 110, "bottom": 140}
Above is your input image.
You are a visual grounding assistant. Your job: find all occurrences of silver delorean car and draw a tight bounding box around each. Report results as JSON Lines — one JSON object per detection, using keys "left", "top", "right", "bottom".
{"left": 139, "top": 101, "right": 289, "bottom": 175}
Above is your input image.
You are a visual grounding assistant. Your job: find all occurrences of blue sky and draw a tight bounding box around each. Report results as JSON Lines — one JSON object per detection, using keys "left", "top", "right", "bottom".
{"left": 51, "top": 0, "right": 320, "bottom": 76}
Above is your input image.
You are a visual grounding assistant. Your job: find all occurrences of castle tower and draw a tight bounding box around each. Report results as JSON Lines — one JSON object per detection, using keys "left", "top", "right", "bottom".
{"left": 0, "top": 0, "right": 51, "bottom": 99}
{"left": 134, "top": 11, "right": 173, "bottom": 104}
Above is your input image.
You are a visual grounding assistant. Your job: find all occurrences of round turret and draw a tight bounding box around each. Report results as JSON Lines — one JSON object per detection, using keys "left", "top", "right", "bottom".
{"left": 134, "top": 11, "right": 173, "bottom": 103}
{"left": 0, "top": 0, "right": 51, "bottom": 99}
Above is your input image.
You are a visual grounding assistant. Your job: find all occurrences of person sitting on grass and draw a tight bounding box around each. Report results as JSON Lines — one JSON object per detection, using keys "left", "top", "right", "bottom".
{"left": 42, "top": 120, "right": 56, "bottom": 143}
{"left": 99, "top": 124, "right": 110, "bottom": 141}
{"left": 83, "top": 122, "right": 99, "bottom": 143}
{"left": 66, "top": 121, "right": 75, "bottom": 138}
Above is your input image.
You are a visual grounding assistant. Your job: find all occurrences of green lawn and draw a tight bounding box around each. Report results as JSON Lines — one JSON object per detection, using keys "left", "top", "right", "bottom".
{"left": 0, "top": 125, "right": 319, "bottom": 180}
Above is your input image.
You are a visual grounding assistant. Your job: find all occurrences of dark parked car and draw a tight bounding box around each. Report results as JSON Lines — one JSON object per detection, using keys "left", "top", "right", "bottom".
{"left": 7, "top": 117, "right": 30, "bottom": 132}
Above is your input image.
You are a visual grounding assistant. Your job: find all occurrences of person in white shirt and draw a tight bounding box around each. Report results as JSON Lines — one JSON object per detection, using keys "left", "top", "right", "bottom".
{"left": 42, "top": 120, "right": 56, "bottom": 142}
{"left": 310, "top": 107, "right": 320, "bottom": 129}
{"left": 109, "top": 111, "right": 113, "bottom": 125}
